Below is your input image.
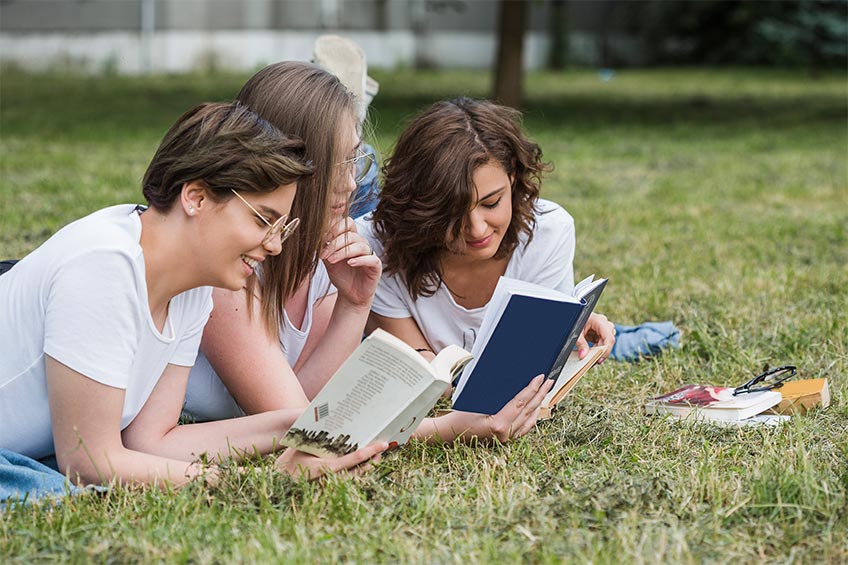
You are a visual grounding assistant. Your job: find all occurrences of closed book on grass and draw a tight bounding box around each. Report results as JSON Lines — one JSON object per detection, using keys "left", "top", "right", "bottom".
{"left": 452, "top": 275, "right": 607, "bottom": 415}
{"left": 645, "top": 384, "right": 782, "bottom": 422}
{"left": 282, "top": 329, "right": 471, "bottom": 457}
{"left": 766, "top": 378, "right": 830, "bottom": 415}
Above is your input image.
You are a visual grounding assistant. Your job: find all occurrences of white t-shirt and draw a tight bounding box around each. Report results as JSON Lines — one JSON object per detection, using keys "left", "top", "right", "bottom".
{"left": 0, "top": 205, "right": 213, "bottom": 459}
{"left": 356, "top": 199, "right": 575, "bottom": 353}
{"left": 183, "top": 261, "right": 336, "bottom": 421}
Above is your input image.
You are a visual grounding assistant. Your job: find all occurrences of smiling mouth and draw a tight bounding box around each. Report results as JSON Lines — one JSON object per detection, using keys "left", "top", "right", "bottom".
{"left": 466, "top": 234, "right": 494, "bottom": 248}
{"left": 241, "top": 255, "right": 259, "bottom": 272}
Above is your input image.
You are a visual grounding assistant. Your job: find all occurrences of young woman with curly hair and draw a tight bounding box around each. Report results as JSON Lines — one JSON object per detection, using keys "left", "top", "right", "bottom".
{"left": 358, "top": 97, "right": 616, "bottom": 443}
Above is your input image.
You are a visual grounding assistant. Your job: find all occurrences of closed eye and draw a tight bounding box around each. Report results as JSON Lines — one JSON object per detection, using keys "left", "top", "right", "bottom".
{"left": 481, "top": 196, "right": 502, "bottom": 209}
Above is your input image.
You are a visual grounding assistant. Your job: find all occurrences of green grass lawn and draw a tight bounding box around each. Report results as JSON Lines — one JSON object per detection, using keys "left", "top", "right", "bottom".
{"left": 1, "top": 67, "right": 846, "bottom": 563}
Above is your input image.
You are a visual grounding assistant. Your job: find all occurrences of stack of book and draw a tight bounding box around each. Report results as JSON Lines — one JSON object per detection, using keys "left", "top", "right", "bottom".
{"left": 646, "top": 379, "right": 830, "bottom": 426}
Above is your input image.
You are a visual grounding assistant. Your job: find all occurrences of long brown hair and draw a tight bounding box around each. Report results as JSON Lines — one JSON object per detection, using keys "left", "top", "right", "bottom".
{"left": 143, "top": 102, "right": 311, "bottom": 211}
{"left": 236, "top": 61, "right": 357, "bottom": 336}
{"left": 373, "top": 97, "right": 551, "bottom": 300}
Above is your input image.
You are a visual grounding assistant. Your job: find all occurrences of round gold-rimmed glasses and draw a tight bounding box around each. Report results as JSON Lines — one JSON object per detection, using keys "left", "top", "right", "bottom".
{"left": 229, "top": 189, "right": 300, "bottom": 246}
{"left": 338, "top": 147, "right": 375, "bottom": 184}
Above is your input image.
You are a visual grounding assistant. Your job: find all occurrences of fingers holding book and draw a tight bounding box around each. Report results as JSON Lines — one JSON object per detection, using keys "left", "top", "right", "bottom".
{"left": 577, "top": 312, "right": 616, "bottom": 362}
{"left": 274, "top": 442, "right": 389, "bottom": 481}
{"left": 486, "top": 374, "right": 553, "bottom": 442}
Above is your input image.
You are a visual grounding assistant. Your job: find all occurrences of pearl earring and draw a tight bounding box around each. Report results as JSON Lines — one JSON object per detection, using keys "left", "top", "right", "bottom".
{"left": 189, "top": 206, "right": 195, "bottom": 214}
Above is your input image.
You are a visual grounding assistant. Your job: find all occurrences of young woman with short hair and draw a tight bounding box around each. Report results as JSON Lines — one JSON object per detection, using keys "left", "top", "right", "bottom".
{"left": 0, "top": 102, "right": 385, "bottom": 486}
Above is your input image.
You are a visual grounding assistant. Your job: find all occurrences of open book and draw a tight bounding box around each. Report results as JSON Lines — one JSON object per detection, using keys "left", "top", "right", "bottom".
{"left": 539, "top": 345, "right": 607, "bottom": 420}
{"left": 281, "top": 329, "right": 471, "bottom": 457}
{"left": 451, "top": 275, "right": 607, "bottom": 415}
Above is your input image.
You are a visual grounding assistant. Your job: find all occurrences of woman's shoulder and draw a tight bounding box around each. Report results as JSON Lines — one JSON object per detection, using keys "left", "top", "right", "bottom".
{"left": 171, "top": 284, "right": 214, "bottom": 325}
{"left": 354, "top": 213, "right": 384, "bottom": 255}
{"left": 520, "top": 199, "right": 574, "bottom": 248}
{"left": 310, "top": 259, "right": 335, "bottom": 297}
{"left": 534, "top": 198, "right": 574, "bottom": 229}
{"left": 52, "top": 205, "right": 144, "bottom": 259}
{"left": 15, "top": 205, "right": 144, "bottom": 281}
{"left": 508, "top": 199, "right": 576, "bottom": 286}
{"left": 354, "top": 212, "right": 375, "bottom": 236}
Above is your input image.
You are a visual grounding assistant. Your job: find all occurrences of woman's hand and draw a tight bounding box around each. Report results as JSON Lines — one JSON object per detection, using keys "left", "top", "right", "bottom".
{"left": 576, "top": 312, "right": 616, "bottom": 362}
{"left": 480, "top": 374, "right": 554, "bottom": 442}
{"left": 320, "top": 217, "right": 381, "bottom": 309}
{"left": 419, "top": 374, "right": 554, "bottom": 443}
{"left": 274, "top": 442, "right": 388, "bottom": 481}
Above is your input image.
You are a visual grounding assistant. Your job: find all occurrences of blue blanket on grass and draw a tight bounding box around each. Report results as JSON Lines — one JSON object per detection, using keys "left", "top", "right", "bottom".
{"left": 0, "top": 448, "right": 80, "bottom": 506}
{"left": 609, "top": 321, "right": 681, "bottom": 362}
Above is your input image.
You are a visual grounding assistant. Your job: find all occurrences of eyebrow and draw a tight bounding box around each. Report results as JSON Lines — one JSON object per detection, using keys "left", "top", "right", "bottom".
{"left": 476, "top": 187, "right": 506, "bottom": 204}
{"left": 257, "top": 205, "right": 284, "bottom": 221}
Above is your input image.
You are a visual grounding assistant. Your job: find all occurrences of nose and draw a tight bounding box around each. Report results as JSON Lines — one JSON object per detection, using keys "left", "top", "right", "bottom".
{"left": 263, "top": 234, "right": 283, "bottom": 257}
{"left": 466, "top": 209, "right": 487, "bottom": 239}
{"left": 341, "top": 166, "right": 357, "bottom": 195}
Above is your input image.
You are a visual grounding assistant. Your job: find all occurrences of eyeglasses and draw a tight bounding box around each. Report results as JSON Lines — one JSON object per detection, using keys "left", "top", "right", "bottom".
{"left": 733, "top": 365, "right": 796, "bottom": 396}
{"left": 229, "top": 189, "right": 299, "bottom": 246}
{"left": 338, "top": 147, "right": 375, "bottom": 184}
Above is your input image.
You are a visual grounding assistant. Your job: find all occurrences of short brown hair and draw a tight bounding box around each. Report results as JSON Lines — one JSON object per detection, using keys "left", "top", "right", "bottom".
{"left": 236, "top": 61, "right": 357, "bottom": 335}
{"left": 142, "top": 102, "right": 311, "bottom": 212}
{"left": 373, "top": 97, "right": 551, "bottom": 299}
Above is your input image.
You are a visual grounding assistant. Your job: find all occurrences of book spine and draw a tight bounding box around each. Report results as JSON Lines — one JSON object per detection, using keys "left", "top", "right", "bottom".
{"left": 548, "top": 281, "right": 607, "bottom": 383}
{"left": 548, "top": 302, "right": 588, "bottom": 382}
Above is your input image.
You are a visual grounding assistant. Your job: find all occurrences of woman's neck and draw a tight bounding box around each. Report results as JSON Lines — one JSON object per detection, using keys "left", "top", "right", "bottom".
{"left": 439, "top": 252, "right": 510, "bottom": 310}
{"left": 138, "top": 208, "right": 201, "bottom": 321}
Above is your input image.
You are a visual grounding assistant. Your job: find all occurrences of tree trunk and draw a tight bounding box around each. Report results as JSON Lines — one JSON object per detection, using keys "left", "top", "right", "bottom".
{"left": 493, "top": 0, "right": 526, "bottom": 109}
{"left": 548, "top": 0, "right": 568, "bottom": 70}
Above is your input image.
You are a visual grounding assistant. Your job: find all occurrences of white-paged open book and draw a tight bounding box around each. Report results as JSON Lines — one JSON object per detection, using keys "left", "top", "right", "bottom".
{"left": 281, "top": 329, "right": 471, "bottom": 457}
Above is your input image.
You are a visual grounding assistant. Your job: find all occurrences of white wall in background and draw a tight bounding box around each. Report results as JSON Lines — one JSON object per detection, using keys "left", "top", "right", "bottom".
{"left": 0, "top": 30, "right": 567, "bottom": 74}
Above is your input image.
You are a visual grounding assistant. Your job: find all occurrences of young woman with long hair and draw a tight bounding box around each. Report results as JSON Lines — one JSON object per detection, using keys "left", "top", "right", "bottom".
{"left": 183, "top": 62, "right": 382, "bottom": 420}
{"left": 359, "top": 97, "right": 617, "bottom": 442}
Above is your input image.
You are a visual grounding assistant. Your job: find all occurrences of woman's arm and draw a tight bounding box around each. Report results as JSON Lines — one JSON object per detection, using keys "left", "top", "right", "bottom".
{"left": 294, "top": 217, "right": 382, "bottom": 398}
{"left": 47, "top": 356, "right": 385, "bottom": 486}
{"left": 293, "top": 291, "right": 369, "bottom": 399}
{"left": 46, "top": 356, "right": 216, "bottom": 486}
{"left": 205, "top": 217, "right": 379, "bottom": 408}
{"left": 122, "top": 361, "right": 302, "bottom": 461}
{"left": 413, "top": 375, "right": 553, "bottom": 443}
{"left": 127, "top": 360, "right": 388, "bottom": 480}
{"left": 292, "top": 291, "right": 335, "bottom": 375}
{"left": 366, "top": 312, "right": 436, "bottom": 361}
{"left": 201, "top": 287, "right": 309, "bottom": 413}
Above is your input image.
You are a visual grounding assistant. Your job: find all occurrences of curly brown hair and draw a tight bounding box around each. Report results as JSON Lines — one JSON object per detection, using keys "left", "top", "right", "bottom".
{"left": 373, "top": 97, "right": 551, "bottom": 300}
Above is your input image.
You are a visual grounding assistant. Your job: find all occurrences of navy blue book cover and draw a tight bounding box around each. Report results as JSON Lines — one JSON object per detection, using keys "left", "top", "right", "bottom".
{"left": 452, "top": 295, "right": 583, "bottom": 415}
